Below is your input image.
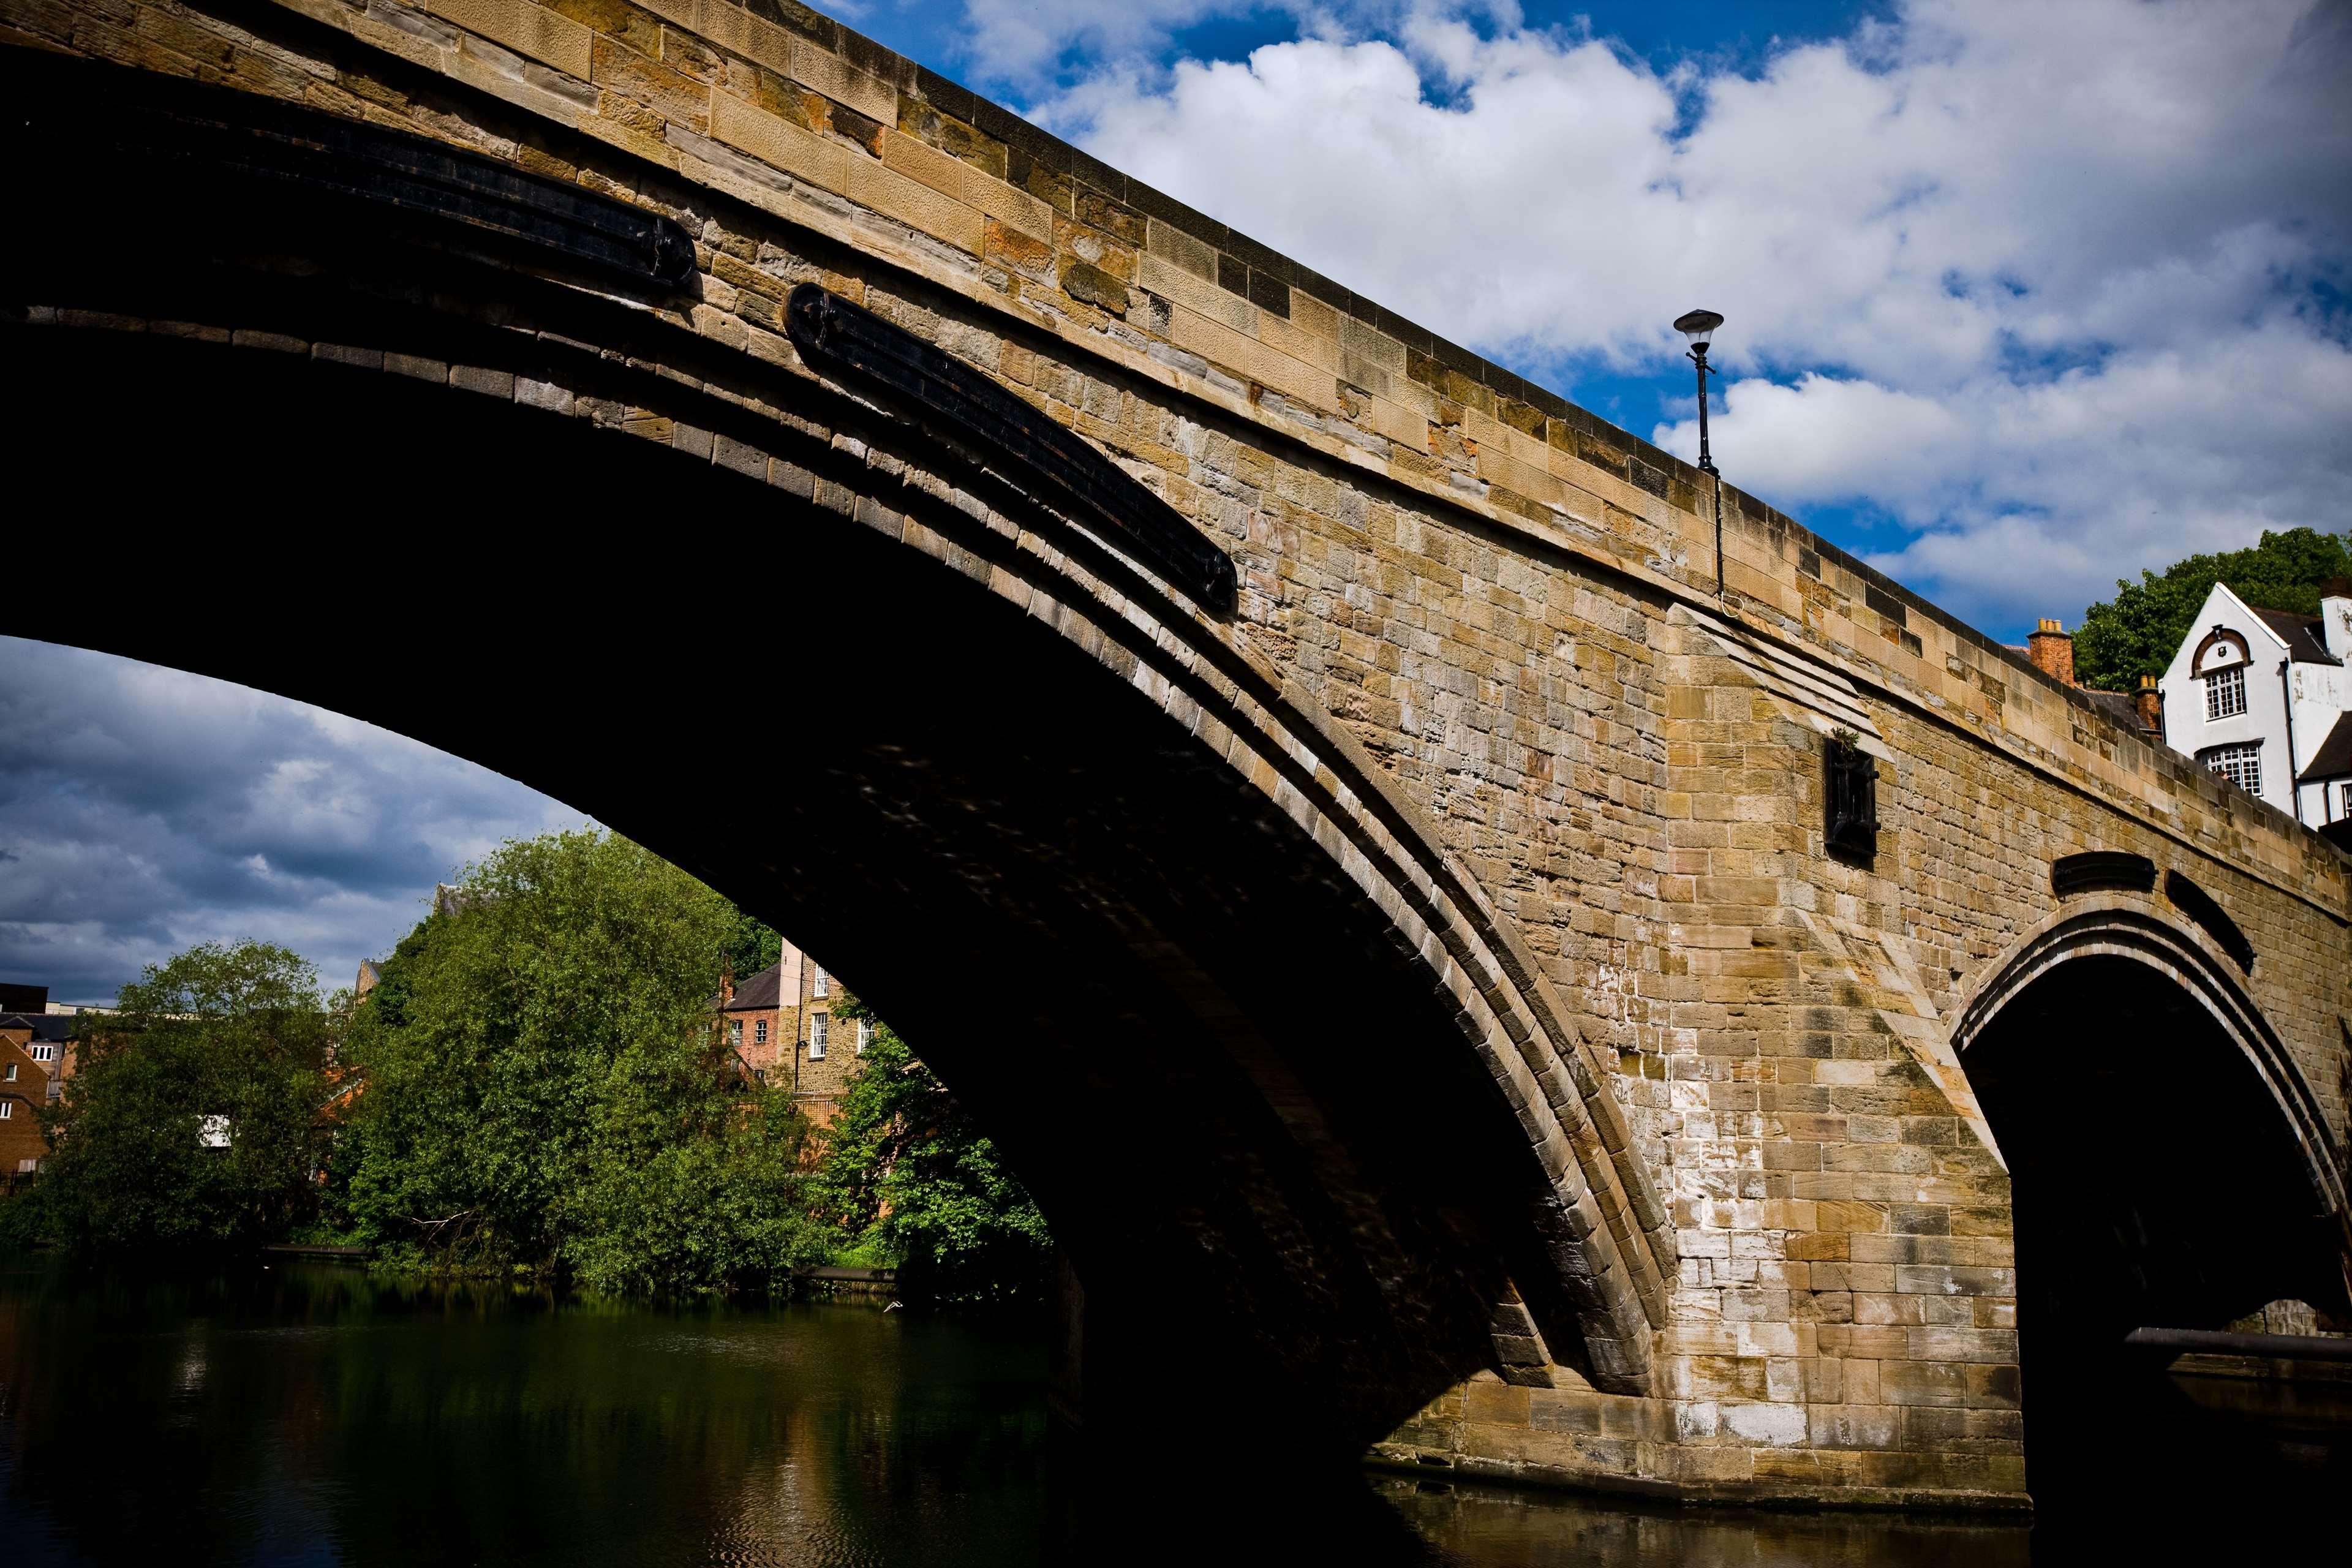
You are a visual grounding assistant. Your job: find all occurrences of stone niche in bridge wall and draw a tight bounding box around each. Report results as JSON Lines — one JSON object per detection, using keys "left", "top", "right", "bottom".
{"left": 6, "top": 0, "right": 2348, "bottom": 1512}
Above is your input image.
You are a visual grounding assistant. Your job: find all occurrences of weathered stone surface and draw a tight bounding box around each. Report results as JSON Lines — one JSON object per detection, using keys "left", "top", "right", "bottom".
{"left": 6, "top": 0, "right": 2346, "bottom": 1513}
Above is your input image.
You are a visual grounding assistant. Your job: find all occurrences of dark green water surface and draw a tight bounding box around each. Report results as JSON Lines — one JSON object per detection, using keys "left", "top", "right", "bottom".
{"left": 2, "top": 1259, "right": 2344, "bottom": 1564}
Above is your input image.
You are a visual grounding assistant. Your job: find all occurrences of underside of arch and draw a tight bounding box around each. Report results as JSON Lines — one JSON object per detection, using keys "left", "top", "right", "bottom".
{"left": 4, "top": 263, "right": 1663, "bottom": 1448}
{"left": 1955, "top": 907, "right": 2351, "bottom": 1344}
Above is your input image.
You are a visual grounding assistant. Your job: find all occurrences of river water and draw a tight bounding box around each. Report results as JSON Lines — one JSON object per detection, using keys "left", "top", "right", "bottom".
{"left": 1, "top": 1258, "right": 2343, "bottom": 1565}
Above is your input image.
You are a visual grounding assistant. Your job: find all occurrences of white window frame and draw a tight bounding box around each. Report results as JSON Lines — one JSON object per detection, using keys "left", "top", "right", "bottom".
{"left": 29, "top": 1044, "right": 55, "bottom": 1063}
{"left": 2339, "top": 780, "right": 2352, "bottom": 821}
{"left": 811, "top": 966, "right": 829, "bottom": 999}
{"left": 809, "top": 1013, "right": 827, "bottom": 1060}
{"left": 2204, "top": 662, "right": 2247, "bottom": 722}
{"left": 857, "top": 1019, "right": 872, "bottom": 1055}
{"left": 4, "top": 1064, "right": 13, "bottom": 1081}
{"left": 754, "top": 1019, "right": 767, "bottom": 1047}
{"left": 0, "top": 1100, "right": 12, "bottom": 1119}
{"left": 2203, "top": 741, "right": 2261, "bottom": 796}
{"left": 728, "top": 1017, "right": 742, "bottom": 1050}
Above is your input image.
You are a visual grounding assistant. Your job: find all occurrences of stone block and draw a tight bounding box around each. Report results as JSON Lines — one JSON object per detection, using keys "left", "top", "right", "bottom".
{"left": 425, "top": 0, "right": 591, "bottom": 77}
{"left": 1721, "top": 1402, "right": 1808, "bottom": 1446}
{"left": 1809, "top": 1403, "right": 1900, "bottom": 1450}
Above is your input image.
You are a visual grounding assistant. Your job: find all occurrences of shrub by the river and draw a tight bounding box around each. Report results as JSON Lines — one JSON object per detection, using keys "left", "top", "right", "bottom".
{"left": 2, "top": 942, "right": 333, "bottom": 1255}
{"left": 813, "top": 997, "right": 1051, "bottom": 1302}
{"left": 330, "top": 831, "right": 831, "bottom": 1294}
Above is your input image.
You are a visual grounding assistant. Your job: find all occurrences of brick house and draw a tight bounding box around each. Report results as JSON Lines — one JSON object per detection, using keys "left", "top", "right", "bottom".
{"left": 711, "top": 943, "right": 870, "bottom": 1125}
{"left": 0, "top": 1008, "right": 74, "bottom": 1109}
{"left": 0, "top": 1035, "right": 54, "bottom": 1178}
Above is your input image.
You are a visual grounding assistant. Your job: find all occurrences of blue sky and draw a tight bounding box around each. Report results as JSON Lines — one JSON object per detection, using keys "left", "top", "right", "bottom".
{"left": 6, "top": 1, "right": 2349, "bottom": 1003}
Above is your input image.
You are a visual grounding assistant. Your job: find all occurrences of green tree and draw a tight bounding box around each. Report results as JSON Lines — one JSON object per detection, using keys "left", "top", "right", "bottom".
{"left": 2073, "top": 527, "right": 2352, "bottom": 690}
{"left": 6, "top": 941, "right": 333, "bottom": 1255}
{"left": 725, "top": 911, "right": 784, "bottom": 987}
{"left": 813, "top": 995, "right": 1050, "bottom": 1301}
{"left": 332, "top": 830, "right": 827, "bottom": 1294}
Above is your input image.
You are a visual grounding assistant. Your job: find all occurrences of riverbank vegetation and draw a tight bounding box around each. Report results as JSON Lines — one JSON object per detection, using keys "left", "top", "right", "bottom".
{"left": 2, "top": 830, "right": 1049, "bottom": 1304}
{"left": 3, "top": 941, "right": 334, "bottom": 1255}
{"left": 813, "top": 998, "right": 1050, "bottom": 1302}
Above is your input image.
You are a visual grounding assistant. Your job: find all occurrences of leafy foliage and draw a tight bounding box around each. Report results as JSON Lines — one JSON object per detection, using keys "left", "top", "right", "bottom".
{"left": 330, "top": 831, "right": 829, "bottom": 1294}
{"left": 2073, "top": 527, "right": 2352, "bottom": 690}
{"left": 813, "top": 995, "right": 1050, "bottom": 1301}
{"left": 726, "top": 912, "right": 783, "bottom": 988}
{"left": 4, "top": 943, "right": 333, "bottom": 1254}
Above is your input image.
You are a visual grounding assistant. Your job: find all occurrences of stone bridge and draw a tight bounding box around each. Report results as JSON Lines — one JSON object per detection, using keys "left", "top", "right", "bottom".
{"left": 5, "top": 0, "right": 2347, "bottom": 1510}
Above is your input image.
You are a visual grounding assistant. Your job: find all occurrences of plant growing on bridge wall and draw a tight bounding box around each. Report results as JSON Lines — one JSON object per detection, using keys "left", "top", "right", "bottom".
{"left": 2, "top": 941, "right": 334, "bottom": 1255}
{"left": 813, "top": 995, "right": 1050, "bottom": 1302}
{"left": 2073, "top": 526, "right": 2352, "bottom": 690}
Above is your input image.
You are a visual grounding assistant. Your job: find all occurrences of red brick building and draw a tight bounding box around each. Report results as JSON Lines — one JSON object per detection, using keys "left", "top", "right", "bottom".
{"left": 0, "top": 1006, "right": 73, "bottom": 1111}
{"left": 0, "top": 1035, "right": 53, "bottom": 1178}
{"left": 714, "top": 944, "right": 870, "bottom": 1125}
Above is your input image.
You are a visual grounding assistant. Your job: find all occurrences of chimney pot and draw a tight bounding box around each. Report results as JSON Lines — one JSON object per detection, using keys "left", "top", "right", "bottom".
{"left": 2027, "top": 618, "right": 2076, "bottom": 687}
{"left": 2135, "top": 674, "right": 2163, "bottom": 739}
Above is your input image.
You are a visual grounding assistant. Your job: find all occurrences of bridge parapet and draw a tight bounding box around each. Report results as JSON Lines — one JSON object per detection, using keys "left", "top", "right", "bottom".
{"left": 13, "top": 0, "right": 2333, "bottom": 895}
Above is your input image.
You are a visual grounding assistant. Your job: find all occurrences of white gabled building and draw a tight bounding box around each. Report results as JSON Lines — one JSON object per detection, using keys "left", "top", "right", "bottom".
{"left": 2158, "top": 578, "right": 2352, "bottom": 825}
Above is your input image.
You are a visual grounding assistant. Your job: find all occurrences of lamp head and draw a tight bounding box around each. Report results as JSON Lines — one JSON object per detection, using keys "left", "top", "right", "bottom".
{"left": 1674, "top": 309, "right": 1725, "bottom": 349}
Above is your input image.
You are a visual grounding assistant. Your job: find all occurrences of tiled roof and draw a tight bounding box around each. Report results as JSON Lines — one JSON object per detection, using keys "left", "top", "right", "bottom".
{"left": 2253, "top": 607, "right": 2342, "bottom": 666}
{"left": 712, "top": 959, "right": 785, "bottom": 1012}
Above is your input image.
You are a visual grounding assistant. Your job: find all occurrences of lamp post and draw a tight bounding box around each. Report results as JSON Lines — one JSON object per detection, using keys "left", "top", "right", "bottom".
{"left": 1674, "top": 309, "right": 1726, "bottom": 594}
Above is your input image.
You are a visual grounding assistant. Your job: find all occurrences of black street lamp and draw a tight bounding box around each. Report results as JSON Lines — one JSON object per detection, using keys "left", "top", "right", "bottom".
{"left": 1673, "top": 309, "right": 1727, "bottom": 593}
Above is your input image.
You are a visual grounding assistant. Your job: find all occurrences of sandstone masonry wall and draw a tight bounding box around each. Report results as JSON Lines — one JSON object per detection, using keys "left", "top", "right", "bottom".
{"left": 6, "top": 0, "right": 2346, "bottom": 1507}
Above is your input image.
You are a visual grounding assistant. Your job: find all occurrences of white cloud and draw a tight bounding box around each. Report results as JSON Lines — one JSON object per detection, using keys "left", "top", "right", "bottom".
{"left": 1015, "top": 0, "right": 2352, "bottom": 628}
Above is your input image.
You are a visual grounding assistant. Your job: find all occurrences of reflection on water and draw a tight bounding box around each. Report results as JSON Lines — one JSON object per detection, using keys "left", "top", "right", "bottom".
{"left": 0, "top": 1259, "right": 1046, "bottom": 1566}
{"left": 1, "top": 1257, "right": 2345, "bottom": 1565}
{"left": 1383, "top": 1478, "right": 2031, "bottom": 1567}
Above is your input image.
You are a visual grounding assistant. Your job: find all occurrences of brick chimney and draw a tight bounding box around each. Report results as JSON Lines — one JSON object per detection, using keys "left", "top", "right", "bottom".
{"left": 2135, "top": 674, "right": 2163, "bottom": 739}
{"left": 719, "top": 959, "right": 734, "bottom": 1008}
{"left": 2027, "top": 618, "right": 2075, "bottom": 686}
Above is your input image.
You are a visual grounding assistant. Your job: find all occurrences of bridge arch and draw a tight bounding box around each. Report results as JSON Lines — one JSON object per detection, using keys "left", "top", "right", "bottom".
{"left": 1953, "top": 897, "right": 2346, "bottom": 1226}
{"left": 4, "top": 192, "right": 1670, "bottom": 1454}
{"left": 1950, "top": 897, "right": 2351, "bottom": 1483}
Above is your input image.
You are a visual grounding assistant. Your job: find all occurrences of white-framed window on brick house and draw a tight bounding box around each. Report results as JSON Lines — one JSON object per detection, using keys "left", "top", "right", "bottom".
{"left": 809, "top": 1014, "right": 827, "bottom": 1060}
{"left": 2202, "top": 741, "right": 2261, "bottom": 795}
{"left": 4, "top": 1064, "right": 14, "bottom": 1081}
{"left": 1, "top": 1101, "right": 12, "bottom": 1119}
{"left": 755, "top": 1019, "right": 767, "bottom": 1048}
{"left": 29, "top": 1044, "right": 54, "bottom": 1063}
{"left": 858, "top": 1020, "right": 872, "bottom": 1055}
{"left": 812, "top": 966, "right": 828, "bottom": 999}
{"left": 728, "top": 1018, "right": 742, "bottom": 1050}
{"left": 2340, "top": 780, "right": 2352, "bottom": 821}
{"left": 2204, "top": 662, "right": 2247, "bottom": 721}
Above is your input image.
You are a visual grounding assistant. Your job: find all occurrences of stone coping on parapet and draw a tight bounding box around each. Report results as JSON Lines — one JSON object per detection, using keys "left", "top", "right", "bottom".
{"left": 699, "top": 6, "right": 2185, "bottom": 728}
